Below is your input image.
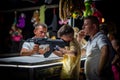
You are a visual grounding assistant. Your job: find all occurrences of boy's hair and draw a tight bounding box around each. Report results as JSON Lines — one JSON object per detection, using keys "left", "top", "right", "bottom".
{"left": 57, "top": 24, "right": 74, "bottom": 38}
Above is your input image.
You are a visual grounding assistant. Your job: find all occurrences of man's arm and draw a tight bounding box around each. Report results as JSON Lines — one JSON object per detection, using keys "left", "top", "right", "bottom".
{"left": 20, "top": 44, "right": 39, "bottom": 56}
{"left": 20, "top": 48, "right": 33, "bottom": 56}
{"left": 53, "top": 50, "right": 64, "bottom": 57}
{"left": 98, "top": 45, "right": 109, "bottom": 76}
{"left": 20, "top": 44, "right": 50, "bottom": 56}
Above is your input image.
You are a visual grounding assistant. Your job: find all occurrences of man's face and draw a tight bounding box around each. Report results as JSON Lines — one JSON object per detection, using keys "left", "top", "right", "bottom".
{"left": 82, "top": 19, "right": 94, "bottom": 36}
{"left": 34, "top": 26, "right": 47, "bottom": 38}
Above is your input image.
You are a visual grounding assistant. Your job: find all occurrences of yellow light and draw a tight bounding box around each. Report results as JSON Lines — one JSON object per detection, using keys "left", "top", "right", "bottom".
{"left": 51, "top": 36, "right": 56, "bottom": 40}
{"left": 102, "top": 18, "right": 105, "bottom": 23}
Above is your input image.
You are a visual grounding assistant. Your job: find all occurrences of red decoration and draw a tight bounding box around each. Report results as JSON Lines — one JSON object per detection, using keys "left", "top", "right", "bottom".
{"left": 92, "top": 3, "right": 103, "bottom": 23}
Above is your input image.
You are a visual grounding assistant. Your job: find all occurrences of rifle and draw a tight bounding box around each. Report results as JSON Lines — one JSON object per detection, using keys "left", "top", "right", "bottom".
{"left": 25, "top": 38, "right": 69, "bottom": 57}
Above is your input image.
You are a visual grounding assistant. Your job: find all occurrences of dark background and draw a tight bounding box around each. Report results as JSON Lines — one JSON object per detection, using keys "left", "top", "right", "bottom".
{"left": 0, "top": 0, "right": 119, "bottom": 53}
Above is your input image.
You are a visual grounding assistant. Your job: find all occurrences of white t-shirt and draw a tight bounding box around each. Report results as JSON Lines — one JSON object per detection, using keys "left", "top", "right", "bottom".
{"left": 84, "top": 32, "right": 114, "bottom": 80}
{"left": 22, "top": 41, "right": 59, "bottom": 58}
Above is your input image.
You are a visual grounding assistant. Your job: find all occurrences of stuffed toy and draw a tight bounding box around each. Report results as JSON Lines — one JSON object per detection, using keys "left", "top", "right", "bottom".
{"left": 9, "top": 24, "right": 23, "bottom": 42}
{"left": 39, "top": 5, "right": 46, "bottom": 24}
{"left": 91, "top": 3, "right": 103, "bottom": 23}
{"left": 72, "top": 10, "right": 83, "bottom": 19}
{"left": 31, "top": 10, "right": 40, "bottom": 26}
{"left": 9, "top": 11, "right": 23, "bottom": 42}
{"left": 83, "top": 1, "right": 103, "bottom": 23}
{"left": 17, "top": 13, "right": 26, "bottom": 28}
{"left": 83, "top": 0, "right": 93, "bottom": 17}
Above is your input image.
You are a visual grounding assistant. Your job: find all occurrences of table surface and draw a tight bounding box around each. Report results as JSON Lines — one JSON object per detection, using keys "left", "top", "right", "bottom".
{"left": 0, "top": 54, "right": 63, "bottom": 68}
{"left": 0, "top": 53, "right": 86, "bottom": 68}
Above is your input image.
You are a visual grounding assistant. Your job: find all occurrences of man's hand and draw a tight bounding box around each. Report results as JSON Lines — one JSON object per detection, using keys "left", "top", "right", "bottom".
{"left": 38, "top": 46, "right": 50, "bottom": 54}
{"left": 77, "top": 30, "right": 85, "bottom": 42}
{"left": 32, "top": 44, "right": 39, "bottom": 53}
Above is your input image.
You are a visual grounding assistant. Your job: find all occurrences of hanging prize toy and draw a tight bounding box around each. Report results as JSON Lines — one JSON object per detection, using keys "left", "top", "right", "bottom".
{"left": 17, "top": 13, "right": 26, "bottom": 28}
{"left": 59, "top": 0, "right": 72, "bottom": 25}
{"left": 39, "top": 5, "right": 46, "bottom": 24}
{"left": 31, "top": 10, "right": 40, "bottom": 27}
{"left": 9, "top": 11, "right": 23, "bottom": 42}
{"left": 59, "top": 0, "right": 84, "bottom": 25}
{"left": 83, "top": 0, "right": 93, "bottom": 17}
{"left": 9, "top": 25, "right": 23, "bottom": 42}
{"left": 91, "top": 2, "right": 103, "bottom": 23}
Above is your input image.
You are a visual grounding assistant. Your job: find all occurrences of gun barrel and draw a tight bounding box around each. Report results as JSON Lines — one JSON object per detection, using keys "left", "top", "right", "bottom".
{"left": 25, "top": 38, "right": 68, "bottom": 46}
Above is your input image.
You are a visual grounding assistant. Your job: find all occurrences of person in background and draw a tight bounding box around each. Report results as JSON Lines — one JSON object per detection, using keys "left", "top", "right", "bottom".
{"left": 20, "top": 23, "right": 50, "bottom": 56}
{"left": 111, "top": 34, "right": 120, "bottom": 80}
{"left": 99, "top": 23, "right": 109, "bottom": 35}
{"left": 108, "top": 32, "right": 117, "bottom": 42}
{"left": 77, "top": 15, "right": 114, "bottom": 80}
{"left": 73, "top": 27, "right": 80, "bottom": 38}
{"left": 53, "top": 24, "right": 81, "bottom": 80}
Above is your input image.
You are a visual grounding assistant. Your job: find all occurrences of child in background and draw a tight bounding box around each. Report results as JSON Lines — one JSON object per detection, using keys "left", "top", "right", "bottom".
{"left": 111, "top": 34, "right": 120, "bottom": 80}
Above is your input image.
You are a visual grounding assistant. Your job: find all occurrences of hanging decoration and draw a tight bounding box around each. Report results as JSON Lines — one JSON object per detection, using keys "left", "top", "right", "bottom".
{"left": 83, "top": 0, "right": 93, "bottom": 17}
{"left": 9, "top": 11, "right": 23, "bottom": 42}
{"left": 48, "top": 8, "right": 58, "bottom": 39}
{"left": 39, "top": 5, "right": 46, "bottom": 24}
{"left": 91, "top": 2, "right": 103, "bottom": 23}
{"left": 71, "top": 0, "right": 85, "bottom": 20}
{"left": 17, "top": 13, "right": 26, "bottom": 28}
{"left": 59, "top": 0, "right": 84, "bottom": 25}
{"left": 31, "top": 10, "right": 40, "bottom": 27}
{"left": 48, "top": 8, "right": 57, "bottom": 31}
{"left": 72, "top": 10, "right": 83, "bottom": 19}
{"left": 59, "top": 0, "right": 70, "bottom": 20}
{"left": 13, "top": 11, "right": 17, "bottom": 25}
{"left": 83, "top": 0, "right": 103, "bottom": 23}
{"left": 59, "top": 0, "right": 72, "bottom": 25}
{"left": 9, "top": 25, "right": 23, "bottom": 42}
{"left": 59, "top": 19, "right": 69, "bottom": 25}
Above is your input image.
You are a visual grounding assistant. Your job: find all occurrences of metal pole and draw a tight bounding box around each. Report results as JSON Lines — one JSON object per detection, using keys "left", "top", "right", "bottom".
{"left": 0, "top": 4, "right": 58, "bottom": 13}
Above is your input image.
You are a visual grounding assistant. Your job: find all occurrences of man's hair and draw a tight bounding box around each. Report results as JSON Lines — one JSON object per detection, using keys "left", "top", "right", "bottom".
{"left": 84, "top": 16, "right": 100, "bottom": 27}
{"left": 34, "top": 23, "right": 48, "bottom": 29}
{"left": 57, "top": 24, "right": 74, "bottom": 38}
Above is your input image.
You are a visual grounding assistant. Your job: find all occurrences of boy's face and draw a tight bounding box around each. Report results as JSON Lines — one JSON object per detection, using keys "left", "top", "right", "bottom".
{"left": 60, "top": 34, "right": 73, "bottom": 42}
